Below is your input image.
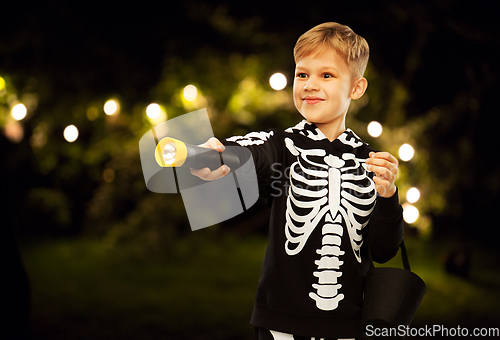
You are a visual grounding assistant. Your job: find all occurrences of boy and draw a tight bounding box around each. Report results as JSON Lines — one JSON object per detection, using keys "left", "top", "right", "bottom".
{"left": 192, "top": 22, "right": 403, "bottom": 339}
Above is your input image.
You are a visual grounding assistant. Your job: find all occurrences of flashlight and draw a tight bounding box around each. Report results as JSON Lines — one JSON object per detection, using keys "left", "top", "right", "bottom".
{"left": 155, "top": 137, "right": 241, "bottom": 171}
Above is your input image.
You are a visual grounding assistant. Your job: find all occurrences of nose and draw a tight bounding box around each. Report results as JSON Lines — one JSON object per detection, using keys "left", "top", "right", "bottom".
{"left": 304, "top": 76, "right": 319, "bottom": 91}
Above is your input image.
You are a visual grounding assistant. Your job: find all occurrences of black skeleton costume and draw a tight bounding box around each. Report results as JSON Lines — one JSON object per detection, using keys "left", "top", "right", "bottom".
{"left": 224, "top": 120, "right": 404, "bottom": 339}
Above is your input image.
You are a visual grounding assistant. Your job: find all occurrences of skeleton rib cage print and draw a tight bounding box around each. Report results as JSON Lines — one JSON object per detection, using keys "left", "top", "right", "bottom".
{"left": 283, "top": 132, "right": 377, "bottom": 311}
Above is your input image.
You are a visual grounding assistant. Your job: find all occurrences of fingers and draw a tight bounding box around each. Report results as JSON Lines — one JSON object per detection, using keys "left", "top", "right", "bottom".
{"left": 367, "top": 163, "right": 397, "bottom": 181}
{"left": 367, "top": 151, "right": 398, "bottom": 167}
{"left": 372, "top": 175, "right": 391, "bottom": 187}
{"left": 200, "top": 137, "right": 225, "bottom": 152}
{"left": 190, "top": 165, "right": 230, "bottom": 181}
{"left": 190, "top": 137, "right": 228, "bottom": 181}
{"left": 366, "top": 151, "right": 398, "bottom": 198}
{"left": 366, "top": 152, "right": 398, "bottom": 178}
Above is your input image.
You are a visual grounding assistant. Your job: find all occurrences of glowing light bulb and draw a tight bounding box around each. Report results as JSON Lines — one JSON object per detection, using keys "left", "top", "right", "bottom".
{"left": 146, "top": 103, "right": 161, "bottom": 119}
{"left": 367, "top": 121, "right": 383, "bottom": 138}
{"left": 406, "top": 187, "right": 420, "bottom": 203}
{"left": 403, "top": 203, "right": 419, "bottom": 224}
{"left": 104, "top": 99, "right": 119, "bottom": 115}
{"left": 11, "top": 103, "right": 27, "bottom": 121}
{"left": 269, "top": 73, "right": 287, "bottom": 90}
{"left": 163, "top": 143, "right": 177, "bottom": 165}
{"left": 64, "top": 125, "right": 79, "bottom": 142}
{"left": 183, "top": 85, "right": 198, "bottom": 101}
{"left": 399, "top": 143, "right": 414, "bottom": 162}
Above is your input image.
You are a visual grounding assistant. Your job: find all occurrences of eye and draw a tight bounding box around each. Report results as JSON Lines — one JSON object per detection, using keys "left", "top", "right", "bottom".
{"left": 296, "top": 73, "right": 307, "bottom": 78}
{"left": 323, "top": 73, "right": 335, "bottom": 79}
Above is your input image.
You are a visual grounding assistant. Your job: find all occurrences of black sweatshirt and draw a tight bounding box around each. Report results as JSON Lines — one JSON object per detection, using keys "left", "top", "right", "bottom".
{"left": 224, "top": 120, "right": 404, "bottom": 339}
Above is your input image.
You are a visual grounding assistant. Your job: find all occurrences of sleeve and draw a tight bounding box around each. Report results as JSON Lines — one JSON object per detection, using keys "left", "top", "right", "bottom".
{"left": 222, "top": 129, "right": 284, "bottom": 202}
{"left": 366, "top": 188, "right": 404, "bottom": 263}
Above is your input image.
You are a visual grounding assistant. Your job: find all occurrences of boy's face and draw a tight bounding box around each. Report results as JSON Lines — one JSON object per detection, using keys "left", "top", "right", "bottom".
{"left": 293, "top": 48, "right": 360, "bottom": 133}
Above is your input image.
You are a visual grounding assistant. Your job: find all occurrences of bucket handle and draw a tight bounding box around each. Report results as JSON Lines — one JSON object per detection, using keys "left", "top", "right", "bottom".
{"left": 368, "top": 240, "right": 412, "bottom": 271}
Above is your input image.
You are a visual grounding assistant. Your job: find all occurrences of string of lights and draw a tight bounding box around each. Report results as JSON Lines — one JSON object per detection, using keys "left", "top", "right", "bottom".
{"left": 1, "top": 71, "right": 421, "bottom": 225}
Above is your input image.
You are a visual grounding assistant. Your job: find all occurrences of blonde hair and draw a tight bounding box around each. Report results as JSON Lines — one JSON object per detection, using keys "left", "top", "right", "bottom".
{"left": 294, "top": 22, "right": 369, "bottom": 79}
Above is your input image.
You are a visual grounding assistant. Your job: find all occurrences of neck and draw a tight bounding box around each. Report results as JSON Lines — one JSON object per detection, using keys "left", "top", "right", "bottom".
{"left": 314, "top": 115, "right": 347, "bottom": 142}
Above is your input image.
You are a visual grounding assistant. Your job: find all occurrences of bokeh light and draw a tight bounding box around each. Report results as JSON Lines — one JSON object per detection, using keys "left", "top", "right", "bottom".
{"left": 64, "top": 125, "right": 79, "bottom": 142}
{"left": 104, "top": 99, "right": 119, "bottom": 115}
{"left": 367, "top": 121, "right": 383, "bottom": 138}
{"left": 406, "top": 187, "right": 421, "bottom": 203}
{"left": 11, "top": 103, "right": 27, "bottom": 121}
{"left": 4, "top": 121, "right": 24, "bottom": 143}
{"left": 146, "top": 103, "right": 167, "bottom": 124}
{"left": 103, "top": 168, "right": 115, "bottom": 183}
{"left": 399, "top": 143, "right": 415, "bottom": 162}
{"left": 183, "top": 85, "right": 198, "bottom": 101}
{"left": 269, "top": 73, "right": 287, "bottom": 90}
{"left": 146, "top": 103, "right": 161, "bottom": 119}
{"left": 30, "top": 127, "right": 47, "bottom": 149}
{"left": 0, "top": 76, "right": 5, "bottom": 90}
{"left": 403, "top": 203, "right": 419, "bottom": 224}
{"left": 86, "top": 106, "right": 99, "bottom": 121}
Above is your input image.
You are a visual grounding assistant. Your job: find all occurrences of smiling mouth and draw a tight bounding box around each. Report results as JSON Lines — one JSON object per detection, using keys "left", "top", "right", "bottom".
{"left": 303, "top": 97, "right": 324, "bottom": 105}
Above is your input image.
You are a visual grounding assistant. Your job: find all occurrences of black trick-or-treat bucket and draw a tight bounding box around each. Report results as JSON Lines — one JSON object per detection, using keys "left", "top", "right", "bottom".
{"left": 361, "top": 241, "right": 426, "bottom": 340}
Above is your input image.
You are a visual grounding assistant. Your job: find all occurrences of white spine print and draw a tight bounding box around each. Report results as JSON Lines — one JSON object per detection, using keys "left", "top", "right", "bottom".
{"left": 283, "top": 137, "right": 376, "bottom": 311}
{"left": 309, "top": 212, "right": 345, "bottom": 310}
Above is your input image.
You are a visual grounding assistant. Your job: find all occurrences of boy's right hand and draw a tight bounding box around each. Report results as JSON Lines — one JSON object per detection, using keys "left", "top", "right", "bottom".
{"left": 190, "top": 137, "right": 230, "bottom": 181}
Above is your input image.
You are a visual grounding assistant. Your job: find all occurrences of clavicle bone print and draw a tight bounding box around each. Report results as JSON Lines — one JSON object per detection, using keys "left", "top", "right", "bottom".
{"left": 284, "top": 137, "right": 376, "bottom": 311}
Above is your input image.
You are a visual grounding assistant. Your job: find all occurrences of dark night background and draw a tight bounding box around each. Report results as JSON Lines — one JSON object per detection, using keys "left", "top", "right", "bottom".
{"left": 1, "top": 1, "right": 499, "bottom": 339}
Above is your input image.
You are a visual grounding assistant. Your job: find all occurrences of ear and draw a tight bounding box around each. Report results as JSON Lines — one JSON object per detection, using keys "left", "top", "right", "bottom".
{"left": 351, "top": 77, "right": 368, "bottom": 100}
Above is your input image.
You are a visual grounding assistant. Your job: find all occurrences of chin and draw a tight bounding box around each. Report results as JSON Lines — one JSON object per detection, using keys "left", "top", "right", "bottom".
{"left": 300, "top": 113, "right": 325, "bottom": 124}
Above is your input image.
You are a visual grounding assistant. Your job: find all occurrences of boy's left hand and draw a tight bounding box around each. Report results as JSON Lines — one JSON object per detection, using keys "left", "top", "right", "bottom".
{"left": 365, "top": 151, "right": 398, "bottom": 198}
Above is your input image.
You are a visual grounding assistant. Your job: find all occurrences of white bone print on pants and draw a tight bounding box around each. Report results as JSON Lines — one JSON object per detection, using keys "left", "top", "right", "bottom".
{"left": 269, "top": 329, "right": 330, "bottom": 340}
{"left": 284, "top": 138, "right": 376, "bottom": 311}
